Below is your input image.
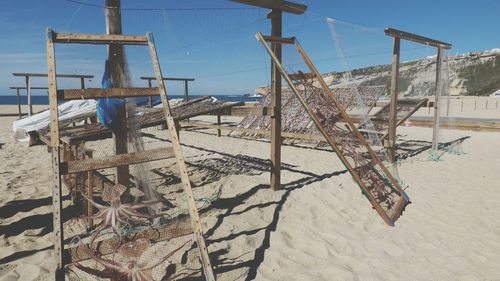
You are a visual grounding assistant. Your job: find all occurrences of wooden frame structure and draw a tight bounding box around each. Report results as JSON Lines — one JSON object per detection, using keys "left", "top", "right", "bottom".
{"left": 46, "top": 28, "right": 215, "bottom": 281}
{"left": 256, "top": 32, "right": 409, "bottom": 225}
{"left": 384, "top": 27, "right": 452, "bottom": 159}
{"left": 12, "top": 72, "right": 93, "bottom": 117}
{"left": 141, "top": 76, "right": 195, "bottom": 106}
{"left": 230, "top": 0, "right": 307, "bottom": 191}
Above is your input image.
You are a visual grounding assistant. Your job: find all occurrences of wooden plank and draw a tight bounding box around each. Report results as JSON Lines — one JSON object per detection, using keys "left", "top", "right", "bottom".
{"left": 180, "top": 121, "right": 326, "bottom": 142}
{"left": 146, "top": 32, "right": 216, "bottom": 281}
{"left": 261, "top": 35, "right": 295, "bottom": 44}
{"left": 230, "top": 0, "right": 307, "bottom": 14}
{"left": 229, "top": 105, "right": 273, "bottom": 116}
{"left": 52, "top": 32, "right": 148, "bottom": 45}
{"left": 384, "top": 27, "right": 452, "bottom": 49}
{"left": 66, "top": 216, "right": 194, "bottom": 263}
{"left": 46, "top": 27, "right": 65, "bottom": 281}
{"left": 388, "top": 37, "right": 400, "bottom": 163}
{"left": 288, "top": 72, "right": 316, "bottom": 80}
{"left": 140, "top": 76, "right": 195, "bottom": 82}
{"left": 56, "top": 87, "right": 159, "bottom": 100}
{"left": 13, "top": 73, "right": 94, "bottom": 79}
{"left": 61, "top": 147, "right": 175, "bottom": 174}
{"left": 269, "top": 10, "right": 283, "bottom": 191}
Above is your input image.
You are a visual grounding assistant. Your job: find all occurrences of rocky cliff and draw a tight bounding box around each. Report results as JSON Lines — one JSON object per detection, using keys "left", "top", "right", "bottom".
{"left": 322, "top": 49, "right": 500, "bottom": 97}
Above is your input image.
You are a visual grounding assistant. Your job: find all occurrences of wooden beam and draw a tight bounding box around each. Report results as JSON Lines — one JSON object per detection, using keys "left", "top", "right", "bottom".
{"left": 384, "top": 27, "right": 452, "bottom": 49}
{"left": 13, "top": 73, "right": 94, "bottom": 79}
{"left": 269, "top": 9, "right": 282, "bottom": 191}
{"left": 180, "top": 121, "right": 326, "bottom": 142}
{"left": 106, "top": 0, "right": 129, "bottom": 188}
{"left": 261, "top": 35, "right": 295, "bottom": 44}
{"left": 46, "top": 27, "right": 65, "bottom": 281}
{"left": 66, "top": 216, "right": 194, "bottom": 263}
{"left": 60, "top": 147, "right": 175, "bottom": 175}
{"left": 387, "top": 37, "right": 400, "bottom": 163}
{"left": 51, "top": 32, "right": 148, "bottom": 45}
{"left": 56, "top": 87, "right": 159, "bottom": 100}
{"left": 146, "top": 32, "right": 216, "bottom": 281}
{"left": 230, "top": 0, "right": 307, "bottom": 14}
{"left": 432, "top": 48, "right": 444, "bottom": 151}
{"left": 15, "top": 88, "right": 22, "bottom": 118}
{"left": 140, "top": 76, "right": 195, "bottom": 82}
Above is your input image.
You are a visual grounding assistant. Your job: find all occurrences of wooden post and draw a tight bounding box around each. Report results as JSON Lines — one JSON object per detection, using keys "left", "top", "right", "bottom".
{"left": 25, "top": 76, "right": 33, "bottom": 116}
{"left": 106, "top": 0, "right": 129, "bottom": 186}
{"left": 461, "top": 100, "right": 464, "bottom": 112}
{"left": 387, "top": 37, "right": 400, "bottom": 163}
{"left": 46, "top": 28, "right": 65, "bottom": 281}
{"left": 432, "top": 48, "right": 443, "bottom": 151}
{"left": 15, "top": 88, "right": 22, "bottom": 118}
{"left": 474, "top": 99, "right": 477, "bottom": 110}
{"left": 147, "top": 78, "right": 153, "bottom": 108}
{"left": 269, "top": 9, "right": 282, "bottom": 191}
{"left": 217, "top": 114, "right": 221, "bottom": 137}
{"left": 486, "top": 99, "right": 488, "bottom": 109}
{"left": 80, "top": 77, "right": 85, "bottom": 89}
{"left": 184, "top": 80, "right": 189, "bottom": 101}
{"left": 87, "top": 150, "right": 94, "bottom": 228}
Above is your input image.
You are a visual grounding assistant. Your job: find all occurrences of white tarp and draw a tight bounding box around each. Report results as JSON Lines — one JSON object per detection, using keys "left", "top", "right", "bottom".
{"left": 12, "top": 99, "right": 97, "bottom": 142}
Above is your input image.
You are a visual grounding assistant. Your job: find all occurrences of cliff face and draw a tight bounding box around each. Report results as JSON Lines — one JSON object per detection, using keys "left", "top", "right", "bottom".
{"left": 322, "top": 49, "right": 500, "bottom": 97}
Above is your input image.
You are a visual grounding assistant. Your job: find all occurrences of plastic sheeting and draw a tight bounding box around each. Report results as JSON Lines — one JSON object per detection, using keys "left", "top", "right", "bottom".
{"left": 12, "top": 99, "right": 97, "bottom": 142}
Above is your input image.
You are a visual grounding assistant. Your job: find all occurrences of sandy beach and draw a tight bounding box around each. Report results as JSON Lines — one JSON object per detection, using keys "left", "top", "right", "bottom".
{"left": 0, "top": 101, "right": 499, "bottom": 281}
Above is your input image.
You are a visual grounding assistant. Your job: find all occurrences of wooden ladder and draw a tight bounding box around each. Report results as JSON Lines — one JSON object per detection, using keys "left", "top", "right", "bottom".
{"left": 46, "top": 28, "right": 215, "bottom": 281}
{"left": 256, "top": 32, "right": 410, "bottom": 226}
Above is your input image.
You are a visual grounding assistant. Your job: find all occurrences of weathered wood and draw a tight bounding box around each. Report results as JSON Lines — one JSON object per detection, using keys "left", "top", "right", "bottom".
{"left": 384, "top": 27, "right": 452, "bottom": 49}
{"left": 180, "top": 121, "right": 326, "bottom": 142}
{"left": 140, "top": 76, "right": 195, "bottom": 82}
{"left": 432, "top": 48, "right": 443, "bottom": 151}
{"left": 66, "top": 216, "right": 194, "bottom": 263}
{"left": 13, "top": 73, "right": 94, "bottom": 79}
{"left": 257, "top": 32, "right": 409, "bottom": 225}
{"left": 288, "top": 72, "right": 316, "bottom": 80}
{"left": 52, "top": 32, "right": 148, "bottom": 45}
{"left": 46, "top": 27, "right": 65, "bottom": 281}
{"left": 86, "top": 150, "right": 94, "bottom": 228}
{"left": 229, "top": 105, "right": 273, "bottom": 116}
{"left": 146, "top": 32, "right": 215, "bottom": 281}
{"left": 388, "top": 37, "right": 400, "bottom": 163}
{"left": 261, "top": 35, "right": 295, "bottom": 44}
{"left": 56, "top": 87, "right": 159, "bottom": 100}
{"left": 15, "top": 88, "right": 22, "bottom": 118}
{"left": 268, "top": 10, "right": 283, "bottom": 191}
{"left": 216, "top": 114, "right": 222, "bottom": 137}
{"left": 230, "top": 0, "right": 307, "bottom": 14}
{"left": 61, "top": 147, "right": 175, "bottom": 174}
{"left": 106, "top": 0, "right": 129, "bottom": 188}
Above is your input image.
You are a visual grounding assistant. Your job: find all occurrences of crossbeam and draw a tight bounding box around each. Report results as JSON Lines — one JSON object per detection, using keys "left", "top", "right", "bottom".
{"left": 230, "top": 0, "right": 307, "bottom": 14}
{"left": 384, "top": 28, "right": 452, "bottom": 49}
{"left": 57, "top": 87, "right": 159, "bottom": 100}
{"left": 13, "top": 73, "right": 94, "bottom": 79}
{"left": 60, "top": 147, "right": 175, "bottom": 174}
{"left": 51, "top": 31, "right": 149, "bottom": 45}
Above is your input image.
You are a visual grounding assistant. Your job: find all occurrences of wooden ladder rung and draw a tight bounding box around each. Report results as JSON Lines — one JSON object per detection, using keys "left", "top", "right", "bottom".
{"left": 52, "top": 32, "right": 149, "bottom": 45}
{"left": 288, "top": 72, "right": 316, "bottom": 81}
{"left": 57, "top": 87, "right": 160, "bottom": 100}
{"left": 65, "top": 215, "right": 194, "bottom": 263}
{"left": 60, "top": 147, "right": 175, "bottom": 174}
{"left": 261, "top": 35, "right": 296, "bottom": 44}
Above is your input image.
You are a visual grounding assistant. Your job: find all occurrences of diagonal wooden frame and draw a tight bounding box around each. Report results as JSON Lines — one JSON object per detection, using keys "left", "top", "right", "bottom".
{"left": 256, "top": 32, "right": 409, "bottom": 226}
{"left": 46, "top": 28, "right": 215, "bottom": 281}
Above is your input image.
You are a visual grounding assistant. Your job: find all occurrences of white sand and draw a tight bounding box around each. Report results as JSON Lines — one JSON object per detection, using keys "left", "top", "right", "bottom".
{"left": 0, "top": 106, "right": 500, "bottom": 280}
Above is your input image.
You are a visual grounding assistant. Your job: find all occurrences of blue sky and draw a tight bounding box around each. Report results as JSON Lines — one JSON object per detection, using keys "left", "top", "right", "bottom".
{"left": 0, "top": 0, "right": 499, "bottom": 96}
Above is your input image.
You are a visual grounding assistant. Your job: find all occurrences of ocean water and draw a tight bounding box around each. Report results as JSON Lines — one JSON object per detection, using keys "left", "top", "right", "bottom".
{"left": 0, "top": 94, "right": 262, "bottom": 105}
